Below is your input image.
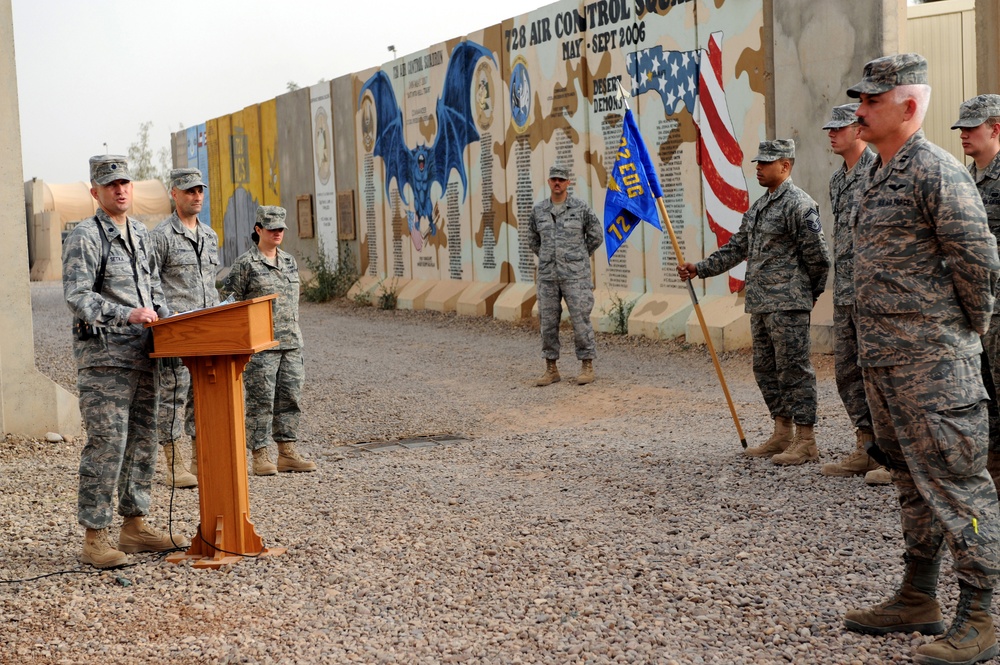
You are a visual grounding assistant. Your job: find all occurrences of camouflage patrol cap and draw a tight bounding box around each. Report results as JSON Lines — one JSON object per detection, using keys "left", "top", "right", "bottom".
{"left": 951, "top": 94, "right": 1000, "bottom": 129}
{"left": 89, "top": 155, "right": 133, "bottom": 186}
{"left": 751, "top": 139, "right": 795, "bottom": 163}
{"left": 822, "top": 103, "right": 861, "bottom": 130}
{"left": 169, "top": 167, "right": 208, "bottom": 191}
{"left": 847, "top": 53, "right": 928, "bottom": 98}
{"left": 548, "top": 165, "right": 570, "bottom": 180}
{"left": 255, "top": 205, "right": 287, "bottom": 230}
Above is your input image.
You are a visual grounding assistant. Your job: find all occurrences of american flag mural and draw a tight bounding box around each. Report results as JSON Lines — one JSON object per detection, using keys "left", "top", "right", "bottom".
{"left": 627, "top": 31, "right": 750, "bottom": 292}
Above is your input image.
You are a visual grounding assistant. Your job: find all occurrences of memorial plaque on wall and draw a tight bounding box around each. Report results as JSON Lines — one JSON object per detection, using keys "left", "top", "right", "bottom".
{"left": 336, "top": 191, "right": 356, "bottom": 240}
{"left": 297, "top": 194, "right": 314, "bottom": 239}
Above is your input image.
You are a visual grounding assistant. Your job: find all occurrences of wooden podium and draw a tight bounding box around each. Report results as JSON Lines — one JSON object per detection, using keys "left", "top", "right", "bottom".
{"left": 147, "top": 295, "right": 287, "bottom": 568}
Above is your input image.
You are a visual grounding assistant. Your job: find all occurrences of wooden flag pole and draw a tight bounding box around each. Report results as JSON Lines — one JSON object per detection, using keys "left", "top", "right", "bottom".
{"left": 612, "top": 79, "right": 746, "bottom": 447}
{"left": 655, "top": 197, "right": 748, "bottom": 448}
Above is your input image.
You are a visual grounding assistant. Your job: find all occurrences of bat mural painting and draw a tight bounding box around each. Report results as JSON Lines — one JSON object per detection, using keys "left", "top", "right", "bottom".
{"left": 180, "top": 0, "right": 767, "bottom": 341}
{"left": 359, "top": 42, "right": 495, "bottom": 253}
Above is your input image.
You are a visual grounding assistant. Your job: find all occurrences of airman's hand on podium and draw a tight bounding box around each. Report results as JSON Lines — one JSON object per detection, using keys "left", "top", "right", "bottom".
{"left": 677, "top": 262, "right": 698, "bottom": 281}
{"left": 129, "top": 307, "right": 159, "bottom": 325}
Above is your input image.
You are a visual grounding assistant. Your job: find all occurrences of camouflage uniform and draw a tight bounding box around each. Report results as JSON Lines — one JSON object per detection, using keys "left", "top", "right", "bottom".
{"left": 148, "top": 212, "right": 220, "bottom": 444}
{"left": 830, "top": 145, "right": 876, "bottom": 431}
{"left": 974, "top": 152, "right": 1000, "bottom": 486}
{"left": 63, "top": 208, "right": 165, "bottom": 529}
{"left": 696, "top": 177, "right": 830, "bottom": 426}
{"left": 221, "top": 243, "right": 303, "bottom": 452}
{"left": 854, "top": 129, "right": 1000, "bottom": 589}
{"left": 527, "top": 194, "right": 603, "bottom": 361}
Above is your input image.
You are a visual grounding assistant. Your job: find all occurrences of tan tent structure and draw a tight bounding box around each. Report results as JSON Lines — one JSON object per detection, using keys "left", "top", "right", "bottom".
{"left": 26, "top": 178, "right": 171, "bottom": 281}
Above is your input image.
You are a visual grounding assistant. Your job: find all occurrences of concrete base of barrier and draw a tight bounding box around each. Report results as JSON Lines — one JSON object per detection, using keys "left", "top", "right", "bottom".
{"left": 591, "top": 288, "right": 646, "bottom": 334}
{"left": 684, "top": 293, "right": 752, "bottom": 351}
{"left": 627, "top": 291, "right": 695, "bottom": 340}
{"left": 494, "top": 283, "right": 536, "bottom": 321}
{"left": 3, "top": 368, "right": 82, "bottom": 438}
{"left": 30, "top": 211, "right": 62, "bottom": 281}
{"left": 456, "top": 281, "right": 509, "bottom": 317}
{"left": 396, "top": 279, "right": 435, "bottom": 310}
{"left": 681, "top": 290, "right": 835, "bottom": 354}
{"left": 347, "top": 274, "right": 384, "bottom": 303}
{"left": 424, "top": 281, "right": 471, "bottom": 313}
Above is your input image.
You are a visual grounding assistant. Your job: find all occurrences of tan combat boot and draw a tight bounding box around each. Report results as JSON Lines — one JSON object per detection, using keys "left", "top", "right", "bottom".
{"left": 745, "top": 416, "right": 793, "bottom": 457}
{"left": 821, "top": 429, "right": 880, "bottom": 477}
{"left": 536, "top": 359, "right": 560, "bottom": 387}
{"left": 865, "top": 467, "right": 892, "bottom": 485}
{"left": 189, "top": 437, "right": 198, "bottom": 477}
{"left": 82, "top": 527, "right": 127, "bottom": 569}
{"left": 278, "top": 442, "right": 317, "bottom": 472}
{"left": 772, "top": 423, "right": 819, "bottom": 465}
{"left": 845, "top": 558, "right": 945, "bottom": 636}
{"left": 577, "top": 359, "right": 595, "bottom": 385}
{"left": 119, "top": 516, "right": 189, "bottom": 553}
{"left": 913, "top": 584, "right": 997, "bottom": 665}
{"left": 252, "top": 447, "right": 277, "bottom": 476}
{"left": 162, "top": 442, "right": 197, "bottom": 488}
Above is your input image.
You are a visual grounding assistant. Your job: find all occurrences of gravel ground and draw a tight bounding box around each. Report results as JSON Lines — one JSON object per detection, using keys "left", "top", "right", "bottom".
{"left": 0, "top": 282, "right": 966, "bottom": 664}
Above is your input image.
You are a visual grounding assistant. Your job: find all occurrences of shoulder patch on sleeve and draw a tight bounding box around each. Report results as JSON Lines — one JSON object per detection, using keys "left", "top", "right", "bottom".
{"left": 805, "top": 207, "right": 821, "bottom": 234}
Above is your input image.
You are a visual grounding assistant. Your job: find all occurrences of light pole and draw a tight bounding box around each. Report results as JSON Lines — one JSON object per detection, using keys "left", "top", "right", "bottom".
{"left": 103, "top": 142, "right": 108, "bottom": 154}
{"left": 387, "top": 45, "right": 396, "bottom": 59}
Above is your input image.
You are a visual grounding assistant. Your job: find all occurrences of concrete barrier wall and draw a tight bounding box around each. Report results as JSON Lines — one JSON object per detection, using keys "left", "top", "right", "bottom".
{"left": 171, "top": 0, "right": 919, "bottom": 350}
{"left": 1, "top": 0, "right": 81, "bottom": 437}
{"left": 276, "top": 88, "right": 317, "bottom": 267}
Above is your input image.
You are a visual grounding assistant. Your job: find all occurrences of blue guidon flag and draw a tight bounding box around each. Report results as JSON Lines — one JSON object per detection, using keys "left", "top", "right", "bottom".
{"left": 603, "top": 109, "right": 663, "bottom": 261}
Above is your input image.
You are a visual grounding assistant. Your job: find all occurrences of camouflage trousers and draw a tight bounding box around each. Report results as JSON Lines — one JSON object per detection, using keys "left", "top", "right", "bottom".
{"left": 77, "top": 366, "right": 158, "bottom": 529}
{"left": 980, "top": 316, "right": 1000, "bottom": 489}
{"left": 749, "top": 311, "right": 817, "bottom": 425}
{"left": 157, "top": 358, "right": 195, "bottom": 445}
{"left": 537, "top": 278, "right": 595, "bottom": 361}
{"left": 833, "top": 304, "right": 872, "bottom": 431}
{"left": 864, "top": 357, "right": 1000, "bottom": 589}
{"left": 243, "top": 348, "right": 304, "bottom": 451}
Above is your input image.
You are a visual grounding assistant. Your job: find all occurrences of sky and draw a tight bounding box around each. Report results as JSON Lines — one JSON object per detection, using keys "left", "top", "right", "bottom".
{"left": 11, "top": 0, "right": 546, "bottom": 184}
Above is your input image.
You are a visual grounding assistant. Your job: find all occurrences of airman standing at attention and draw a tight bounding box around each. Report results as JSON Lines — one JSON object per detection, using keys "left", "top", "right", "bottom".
{"left": 817, "top": 103, "right": 889, "bottom": 486}
{"left": 840, "top": 54, "right": 1000, "bottom": 665}
{"left": 148, "top": 168, "right": 220, "bottom": 489}
{"left": 677, "top": 139, "right": 830, "bottom": 466}
{"left": 952, "top": 94, "right": 1000, "bottom": 495}
{"left": 526, "top": 165, "right": 603, "bottom": 387}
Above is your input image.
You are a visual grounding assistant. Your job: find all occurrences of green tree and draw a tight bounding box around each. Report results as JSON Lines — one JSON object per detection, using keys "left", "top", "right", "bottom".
{"left": 127, "top": 121, "right": 170, "bottom": 186}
